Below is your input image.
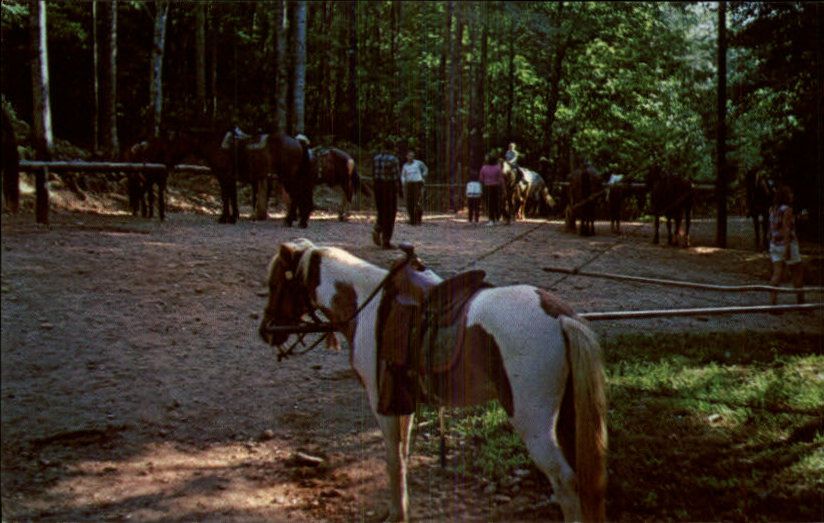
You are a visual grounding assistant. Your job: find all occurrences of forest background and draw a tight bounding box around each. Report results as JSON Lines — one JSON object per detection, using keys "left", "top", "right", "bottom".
{"left": 1, "top": 1, "right": 821, "bottom": 236}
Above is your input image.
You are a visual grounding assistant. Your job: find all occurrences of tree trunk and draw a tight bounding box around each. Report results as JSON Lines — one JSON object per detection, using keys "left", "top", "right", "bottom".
{"left": 447, "top": 1, "right": 460, "bottom": 211}
{"left": 92, "top": 1, "right": 99, "bottom": 153}
{"left": 468, "top": 3, "right": 488, "bottom": 174}
{"left": 29, "top": 0, "right": 52, "bottom": 224}
{"left": 544, "top": 2, "right": 567, "bottom": 162}
{"left": 346, "top": 0, "right": 357, "bottom": 143}
{"left": 293, "top": 0, "right": 307, "bottom": 134}
{"left": 100, "top": 0, "right": 118, "bottom": 157}
{"left": 210, "top": 10, "right": 218, "bottom": 123}
{"left": 506, "top": 17, "right": 515, "bottom": 142}
{"left": 390, "top": 2, "right": 401, "bottom": 131}
{"left": 150, "top": 1, "right": 170, "bottom": 138}
{"left": 276, "top": 0, "right": 289, "bottom": 132}
{"left": 716, "top": 0, "right": 727, "bottom": 248}
{"left": 195, "top": 2, "right": 207, "bottom": 116}
{"left": 439, "top": 2, "right": 452, "bottom": 188}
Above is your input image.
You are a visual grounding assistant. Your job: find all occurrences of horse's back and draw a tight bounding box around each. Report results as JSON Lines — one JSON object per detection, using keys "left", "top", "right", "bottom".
{"left": 466, "top": 285, "right": 568, "bottom": 370}
{"left": 651, "top": 173, "right": 692, "bottom": 215}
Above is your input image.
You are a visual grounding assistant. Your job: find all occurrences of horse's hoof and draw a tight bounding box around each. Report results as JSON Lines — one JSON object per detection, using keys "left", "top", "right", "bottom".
{"left": 299, "top": 222, "right": 308, "bottom": 229}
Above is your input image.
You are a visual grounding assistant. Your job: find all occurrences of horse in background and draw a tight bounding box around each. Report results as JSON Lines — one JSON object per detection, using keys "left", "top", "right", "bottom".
{"left": 605, "top": 174, "right": 625, "bottom": 234}
{"left": 163, "top": 127, "right": 252, "bottom": 224}
{"left": 121, "top": 136, "right": 175, "bottom": 220}
{"left": 515, "top": 168, "right": 555, "bottom": 219}
{"left": 309, "top": 146, "right": 368, "bottom": 221}
{"left": 258, "top": 239, "right": 607, "bottom": 522}
{"left": 566, "top": 164, "right": 601, "bottom": 236}
{"left": 647, "top": 166, "right": 693, "bottom": 247}
{"left": 745, "top": 169, "right": 775, "bottom": 251}
{"left": 1, "top": 106, "right": 20, "bottom": 213}
{"left": 501, "top": 160, "right": 524, "bottom": 223}
{"left": 122, "top": 141, "right": 150, "bottom": 217}
{"left": 163, "top": 128, "right": 311, "bottom": 225}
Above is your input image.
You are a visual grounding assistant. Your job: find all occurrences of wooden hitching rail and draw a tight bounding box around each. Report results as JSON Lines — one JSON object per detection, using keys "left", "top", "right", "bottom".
{"left": 17, "top": 160, "right": 212, "bottom": 223}
{"left": 543, "top": 266, "right": 824, "bottom": 294}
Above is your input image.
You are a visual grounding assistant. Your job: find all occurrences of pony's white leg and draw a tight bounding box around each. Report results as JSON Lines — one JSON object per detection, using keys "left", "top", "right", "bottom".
{"left": 375, "top": 414, "right": 412, "bottom": 521}
{"left": 511, "top": 409, "right": 581, "bottom": 522}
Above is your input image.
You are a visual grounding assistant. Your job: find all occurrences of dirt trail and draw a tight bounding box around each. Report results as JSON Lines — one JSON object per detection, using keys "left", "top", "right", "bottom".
{"left": 2, "top": 205, "right": 822, "bottom": 521}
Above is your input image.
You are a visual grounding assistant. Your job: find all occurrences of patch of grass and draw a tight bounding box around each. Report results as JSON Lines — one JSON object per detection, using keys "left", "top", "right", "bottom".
{"left": 420, "top": 331, "right": 824, "bottom": 521}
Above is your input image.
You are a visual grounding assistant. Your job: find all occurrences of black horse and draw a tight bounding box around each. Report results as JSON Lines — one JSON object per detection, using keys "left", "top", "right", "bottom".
{"left": 566, "top": 164, "right": 601, "bottom": 236}
{"left": 309, "top": 146, "right": 368, "bottom": 221}
{"left": 647, "top": 166, "right": 693, "bottom": 247}
{"left": 1, "top": 106, "right": 20, "bottom": 214}
{"left": 745, "top": 169, "right": 775, "bottom": 251}
{"left": 605, "top": 174, "right": 625, "bottom": 234}
{"left": 122, "top": 141, "right": 151, "bottom": 217}
{"left": 121, "top": 134, "right": 186, "bottom": 221}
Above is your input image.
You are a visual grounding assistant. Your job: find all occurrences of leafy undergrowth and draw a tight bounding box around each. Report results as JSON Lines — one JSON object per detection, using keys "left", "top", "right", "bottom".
{"left": 421, "top": 331, "right": 823, "bottom": 521}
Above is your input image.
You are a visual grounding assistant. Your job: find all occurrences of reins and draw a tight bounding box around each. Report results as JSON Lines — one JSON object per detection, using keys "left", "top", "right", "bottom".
{"left": 269, "top": 243, "right": 418, "bottom": 361}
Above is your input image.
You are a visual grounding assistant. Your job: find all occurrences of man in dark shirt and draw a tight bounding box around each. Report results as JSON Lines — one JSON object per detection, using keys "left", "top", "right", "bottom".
{"left": 372, "top": 149, "right": 402, "bottom": 249}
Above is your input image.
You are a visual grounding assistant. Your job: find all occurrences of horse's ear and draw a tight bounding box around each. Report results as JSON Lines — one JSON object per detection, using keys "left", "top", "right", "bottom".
{"left": 295, "top": 246, "right": 322, "bottom": 291}
{"left": 279, "top": 238, "right": 314, "bottom": 270}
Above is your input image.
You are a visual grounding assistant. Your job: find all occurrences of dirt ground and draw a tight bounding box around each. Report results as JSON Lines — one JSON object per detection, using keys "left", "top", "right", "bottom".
{"left": 2, "top": 182, "right": 822, "bottom": 522}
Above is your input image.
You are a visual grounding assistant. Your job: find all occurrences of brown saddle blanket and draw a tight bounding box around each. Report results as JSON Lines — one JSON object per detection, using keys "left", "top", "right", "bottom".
{"left": 376, "top": 267, "right": 490, "bottom": 415}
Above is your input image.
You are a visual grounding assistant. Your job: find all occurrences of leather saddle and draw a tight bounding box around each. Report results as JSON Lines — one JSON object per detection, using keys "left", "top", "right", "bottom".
{"left": 376, "top": 246, "right": 489, "bottom": 415}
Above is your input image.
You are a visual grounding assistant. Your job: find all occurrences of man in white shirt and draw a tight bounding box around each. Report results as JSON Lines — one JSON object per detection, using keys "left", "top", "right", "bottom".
{"left": 401, "top": 151, "right": 428, "bottom": 225}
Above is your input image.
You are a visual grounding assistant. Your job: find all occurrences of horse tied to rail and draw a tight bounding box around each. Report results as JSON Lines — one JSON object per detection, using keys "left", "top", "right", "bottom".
{"left": 258, "top": 239, "right": 607, "bottom": 522}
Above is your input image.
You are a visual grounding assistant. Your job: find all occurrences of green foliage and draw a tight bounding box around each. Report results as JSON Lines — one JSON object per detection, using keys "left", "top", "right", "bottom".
{"left": 0, "top": 0, "right": 819, "bottom": 224}
{"left": 427, "top": 331, "right": 823, "bottom": 521}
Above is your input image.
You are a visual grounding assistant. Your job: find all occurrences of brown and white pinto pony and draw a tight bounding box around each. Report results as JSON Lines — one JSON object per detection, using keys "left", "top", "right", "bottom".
{"left": 258, "top": 239, "right": 607, "bottom": 522}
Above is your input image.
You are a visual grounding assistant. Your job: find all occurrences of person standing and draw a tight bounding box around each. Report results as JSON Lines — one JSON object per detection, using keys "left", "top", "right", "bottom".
{"left": 768, "top": 185, "right": 804, "bottom": 305}
{"left": 372, "top": 148, "right": 402, "bottom": 249}
{"left": 465, "top": 168, "right": 482, "bottom": 224}
{"left": 479, "top": 154, "right": 504, "bottom": 225}
{"left": 401, "top": 151, "right": 428, "bottom": 225}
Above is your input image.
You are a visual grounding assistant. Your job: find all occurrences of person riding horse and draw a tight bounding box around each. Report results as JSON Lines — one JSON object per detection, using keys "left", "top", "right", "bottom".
{"left": 504, "top": 142, "right": 524, "bottom": 184}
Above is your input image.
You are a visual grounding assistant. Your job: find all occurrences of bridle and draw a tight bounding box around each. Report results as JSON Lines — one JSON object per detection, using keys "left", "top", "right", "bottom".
{"left": 262, "top": 243, "right": 418, "bottom": 361}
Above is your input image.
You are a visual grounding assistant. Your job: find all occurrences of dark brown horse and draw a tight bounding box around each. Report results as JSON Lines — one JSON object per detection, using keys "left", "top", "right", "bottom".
{"left": 648, "top": 167, "right": 693, "bottom": 247}
{"left": 122, "top": 141, "right": 150, "bottom": 217}
{"left": 120, "top": 135, "right": 183, "bottom": 221}
{"left": 566, "top": 164, "right": 601, "bottom": 236}
{"left": 162, "top": 128, "right": 250, "bottom": 223}
{"left": 745, "top": 169, "right": 775, "bottom": 251}
{"left": 605, "top": 174, "right": 625, "bottom": 234}
{"left": 267, "top": 133, "right": 313, "bottom": 227}
{"left": 165, "top": 129, "right": 311, "bottom": 225}
{"left": 2, "top": 106, "right": 20, "bottom": 213}
{"left": 309, "top": 146, "right": 368, "bottom": 221}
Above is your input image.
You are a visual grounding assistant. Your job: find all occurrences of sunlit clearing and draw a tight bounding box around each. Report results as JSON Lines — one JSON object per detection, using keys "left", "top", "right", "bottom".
{"left": 692, "top": 246, "right": 721, "bottom": 254}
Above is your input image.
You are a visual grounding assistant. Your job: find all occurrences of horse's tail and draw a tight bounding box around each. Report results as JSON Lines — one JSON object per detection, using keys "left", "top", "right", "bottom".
{"left": 353, "top": 162, "right": 373, "bottom": 198}
{"left": 299, "top": 139, "right": 311, "bottom": 184}
{"left": 559, "top": 315, "right": 607, "bottom": 523}
{"left": 347, "top": 157, "right": 359, "bottom": 192}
